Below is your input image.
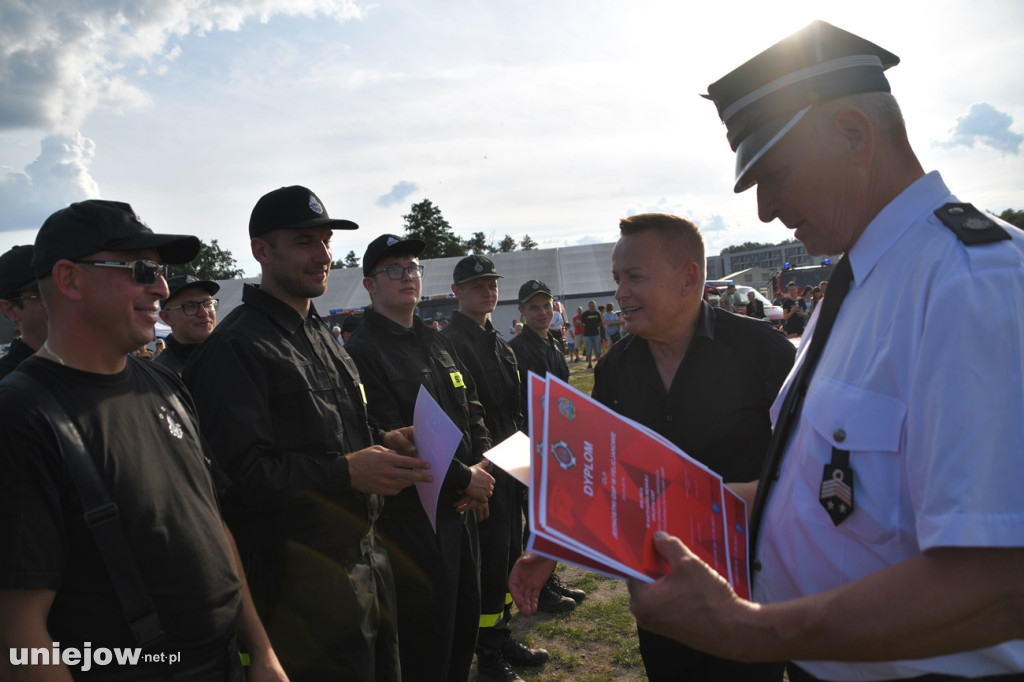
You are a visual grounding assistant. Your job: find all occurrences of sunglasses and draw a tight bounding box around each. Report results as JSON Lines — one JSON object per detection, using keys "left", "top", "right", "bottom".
{"left": 75, "top": 259, "right": 169, "bottom": 285}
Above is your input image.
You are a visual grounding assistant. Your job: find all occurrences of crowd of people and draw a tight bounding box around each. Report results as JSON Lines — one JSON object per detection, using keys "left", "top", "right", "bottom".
{"left": 2, "top": 18, "right": 1023, "bottom": 682}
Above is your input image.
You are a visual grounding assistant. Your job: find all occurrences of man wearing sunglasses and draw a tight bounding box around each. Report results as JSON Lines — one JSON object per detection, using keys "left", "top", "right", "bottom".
{"left": 184, "top": 188, "right": 431, "bottom": 682}
{"left": 0, "top": 245, "right": 48, "bottom": 381}
{"left": 0, "top": 199, "right": 285, "bottom": 680}
{"left": 155, "top": 274, "right": 220, "bottom": 374}
{"left": 344, "top": 234, "right": 495, "bottom": 682}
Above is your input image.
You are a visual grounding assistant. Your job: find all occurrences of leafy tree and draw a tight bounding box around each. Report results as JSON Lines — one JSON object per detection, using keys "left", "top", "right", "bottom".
{"left": 402, "top": 199, "right": 467, "bottom": 258}
{"left": 496, "top": 234, "right": 518, "bottom": 253}
{"left": 171, "top": 239, "right": 244, "bottom": 280}
{"left": 519, "top": 234, "right": 538, "bottom": 251}
{"left": 331, "top": 250, "right": 360, "bottom": 269}
{"left": 998, "top": 208, "right": 1024, "bottom": 229}
{"left": 464, "top": 231, "right": 490, "bottom": 255}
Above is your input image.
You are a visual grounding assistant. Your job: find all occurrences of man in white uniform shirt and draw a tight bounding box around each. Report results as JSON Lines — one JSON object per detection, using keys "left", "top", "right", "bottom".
{"left": 627, "top": 20, "right": 1024, "bottom": 681}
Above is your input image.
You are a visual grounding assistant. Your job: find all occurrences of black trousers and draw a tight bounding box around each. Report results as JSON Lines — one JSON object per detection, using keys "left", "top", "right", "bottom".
{"left": 638, "top": 627, "right": 784, "bottom": 682}
{"left": 379, "top": 504, "right": 480, "bottom": 682}
{"left": 476, "top": 470, "right": 524, "bottom": 657}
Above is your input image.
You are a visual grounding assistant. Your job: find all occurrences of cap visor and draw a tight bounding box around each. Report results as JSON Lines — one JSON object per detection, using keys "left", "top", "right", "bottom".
{"left": 733, "top": 106, "right": 811, "bottom": 193}
{"left": 115, "top": 233, "right": 201, "bottom": 265}
{"left": 284, "top": 217, "right": 359, "bottom": 231}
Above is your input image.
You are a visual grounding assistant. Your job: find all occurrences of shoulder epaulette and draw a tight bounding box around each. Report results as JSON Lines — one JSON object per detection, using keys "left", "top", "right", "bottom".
{"left": 935, "top": 203, "right": 1010, "bottom": 245}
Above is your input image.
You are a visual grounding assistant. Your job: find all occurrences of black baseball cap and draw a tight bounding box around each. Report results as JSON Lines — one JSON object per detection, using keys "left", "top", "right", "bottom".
{"left": 249, "top": 185, "right": 359, "bottom": 238}
{"left": 162, "top": 274, "right": 221, "bottom": 309}
{"left": 0, "top": 245, "right": 38, "bottom": 298}
{"left": 704, "top": 20, "right": 899, "bottom": 192}
{"left": 33, "top": 200, "right": 200, "bottom": 279}
{"left": 362, "top": 234, "right": 426, "bottom": 276}
{"left": 453, "top": 255, "right": 502, "bottom": 284}
{"left": 518, "top": 279, "right": 553, "bottom": 304}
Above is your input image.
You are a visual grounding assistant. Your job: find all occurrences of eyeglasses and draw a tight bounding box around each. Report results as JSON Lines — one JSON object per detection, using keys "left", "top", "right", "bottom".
{"left": 75, "top": 259, "right": 169, "bottom": 285}
{"left": 163, "top": 298, "right": 219, "bottom": 316}
{"left": 7, "top": 294, "right": 41, "bottom": 307}
{"left": 370, "top": 264, "right": 424, "bottom": 280}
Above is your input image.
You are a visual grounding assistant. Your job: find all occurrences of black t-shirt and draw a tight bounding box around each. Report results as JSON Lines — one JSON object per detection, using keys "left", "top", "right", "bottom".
{"left": 783, "top": 298, "right": 806, "bottom": 335}
{"left": 580, "top": 309, "right": 602, "bottom": 336}
{"left": 0, "top": 336, "right": 34, "bottom": 381}
{"left": 592, "top": 303, "right": 795, "bottom": 482}
{"left": 0, "top": 356, "right": 241, "bottom": 678}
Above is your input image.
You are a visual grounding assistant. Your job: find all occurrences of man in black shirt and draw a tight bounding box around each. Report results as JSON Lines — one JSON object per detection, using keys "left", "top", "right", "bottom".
{"left": 579, "top": 299, "right": 604, "bottom": 368}
{"left": 508, "top": 280, "right": 584, "bottom": 614}
{"left": 343, "top": 234, "right": 495, "bottom": 682}
{"left": 509, "top": 280, "right": 569, "bottom": 399}
{"left": 155, "top": 274, "right": 219, "bottom": 374}
{"left": 0, "top": 199, "right": 284, "bottom": 680}
{"left": 443, "top": 256, "right": 547, "bottom": 681}
{"left": 184, "top": 187, "right": 431, "bottom": 682}
{"left": 595, "top": 213, "right": 793, "bottom": 681}
{"left": 510, "top": 213, "right": 793, "bottom": 681}
{"left": 0, "top": 245, "right": 47, "bottom": 380}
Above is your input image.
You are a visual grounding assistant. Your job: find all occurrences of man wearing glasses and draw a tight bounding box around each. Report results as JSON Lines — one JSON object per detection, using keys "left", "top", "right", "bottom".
{"left": 344, "top": 234, "right": 494, "bottom": 682}
{"left": 155, "top": 274, "right": 220, "bottom": 374}
{"left": 0, "top": 199, "right": 285, "bottom": 680}
{"left": 0, "top": 245, "right": 48, "bottom": 380}
{"left": 183, "top": 187, "right": 431, "bottom": 682}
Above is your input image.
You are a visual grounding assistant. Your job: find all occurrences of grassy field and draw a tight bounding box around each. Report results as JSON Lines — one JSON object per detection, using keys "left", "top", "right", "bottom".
{"left": 497, "top": 359, "right": 646, "bottom": 681}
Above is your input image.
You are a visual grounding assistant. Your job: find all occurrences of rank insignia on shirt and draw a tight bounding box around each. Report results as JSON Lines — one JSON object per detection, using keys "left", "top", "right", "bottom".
{"left": 450, "top": 371, "right": 465, "bottom": 388}
{"left": 820, "top": 447, "right": 855, "bottom": 526}
{"left": 935, "top": 203, "right": 1010, "bottom": 245}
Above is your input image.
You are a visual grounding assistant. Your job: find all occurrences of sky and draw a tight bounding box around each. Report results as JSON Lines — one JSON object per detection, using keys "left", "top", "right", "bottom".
{"left": 1, "top": 0, "right": 1022, "bottom": 277}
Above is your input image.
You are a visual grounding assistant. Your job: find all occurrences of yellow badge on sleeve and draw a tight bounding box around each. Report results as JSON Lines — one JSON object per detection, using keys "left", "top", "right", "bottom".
{"left": 450, "top": 371, "right": 465, "bottom": 388}
{"left": 358, "top": 382, "right": 367, "bottom": 405}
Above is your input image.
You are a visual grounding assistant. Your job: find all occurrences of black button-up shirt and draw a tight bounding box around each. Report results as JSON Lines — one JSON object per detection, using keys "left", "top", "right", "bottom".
{"left": 183, "top": 284, "right": 383, "bottom": 551}
{"left": 345, "top": 308, "right": 491, "bottom": 512}
{"left": 442, "top": 310, "right": 523, "bottom": 443}
{"left": 592, "top": 302, "right": 795, "bottom": 482}
{"left": 509, "top": 324, "right": 569, "bottom": 429}
{"left": 152, "top": 334, "right": 196, "bottom": 375}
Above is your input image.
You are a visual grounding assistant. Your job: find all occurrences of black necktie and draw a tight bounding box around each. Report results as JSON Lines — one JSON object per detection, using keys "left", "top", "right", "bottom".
{"left": 748, "top": 254, "right": 854, "bottom": 557}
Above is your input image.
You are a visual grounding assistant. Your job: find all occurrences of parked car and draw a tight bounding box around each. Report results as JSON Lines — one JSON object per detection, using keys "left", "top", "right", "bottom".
{"left": 718, "top": 285, "right": 783, "bottom": 327}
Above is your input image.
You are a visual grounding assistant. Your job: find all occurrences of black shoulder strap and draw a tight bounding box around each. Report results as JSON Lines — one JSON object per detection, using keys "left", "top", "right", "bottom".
{"left": 935, "top": 203, "right": 1010, "bottom": 245}
{"left": 4, "top": 371, "right": 166, "bottom": 647}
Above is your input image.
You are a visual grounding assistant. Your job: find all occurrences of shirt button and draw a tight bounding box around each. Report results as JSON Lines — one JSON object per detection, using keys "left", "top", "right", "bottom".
{"left": 665, "top": 414, "right": 673, "bottom": 422}
{"left": 773, "top": 469, "right": 780, "bottom": 481}
{"left": 752, "top": 559, "right": 762, "bottom": 572}
{"left": 833, "top": 428, "right": 846, "bottom": 443}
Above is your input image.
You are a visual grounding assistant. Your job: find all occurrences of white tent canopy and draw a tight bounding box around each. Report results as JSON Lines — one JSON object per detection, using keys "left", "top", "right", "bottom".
{"left": 152, "top": 241, "right": 620, "bottom": 343}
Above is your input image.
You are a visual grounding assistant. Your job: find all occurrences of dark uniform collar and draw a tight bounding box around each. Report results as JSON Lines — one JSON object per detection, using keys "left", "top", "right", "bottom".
{"left": 241, "top": 283, "right": 325, "bottom": 334}
{"left": 695, "top": 300, "right": 716, "bottom": 342}
{"left": 450, "top": 310, "right": 497, "bottom": 336}
{"left": 363, "top": 306, "right": 426, "bottom": 338}
{"left": 518, "top": 324, "right": 554, "bottom": 346}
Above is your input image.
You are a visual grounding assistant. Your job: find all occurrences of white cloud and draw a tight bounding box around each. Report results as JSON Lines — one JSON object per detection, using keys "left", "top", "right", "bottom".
{"left": 0, "top": 130, "right": 100, "bottom": 232}
{"left": 0, "top": 0, "right": 365, "bottom": 131}
{"left": 376, "top": 180, "right": 419, "bottom": 207}
{"left": 935, "top": 103, "right": 1022, "bottom": 155}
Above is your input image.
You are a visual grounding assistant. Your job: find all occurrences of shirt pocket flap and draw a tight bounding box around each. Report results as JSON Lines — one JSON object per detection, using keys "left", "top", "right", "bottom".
{"left": 804, "top": 377, "right": 906, "bottom": 452}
